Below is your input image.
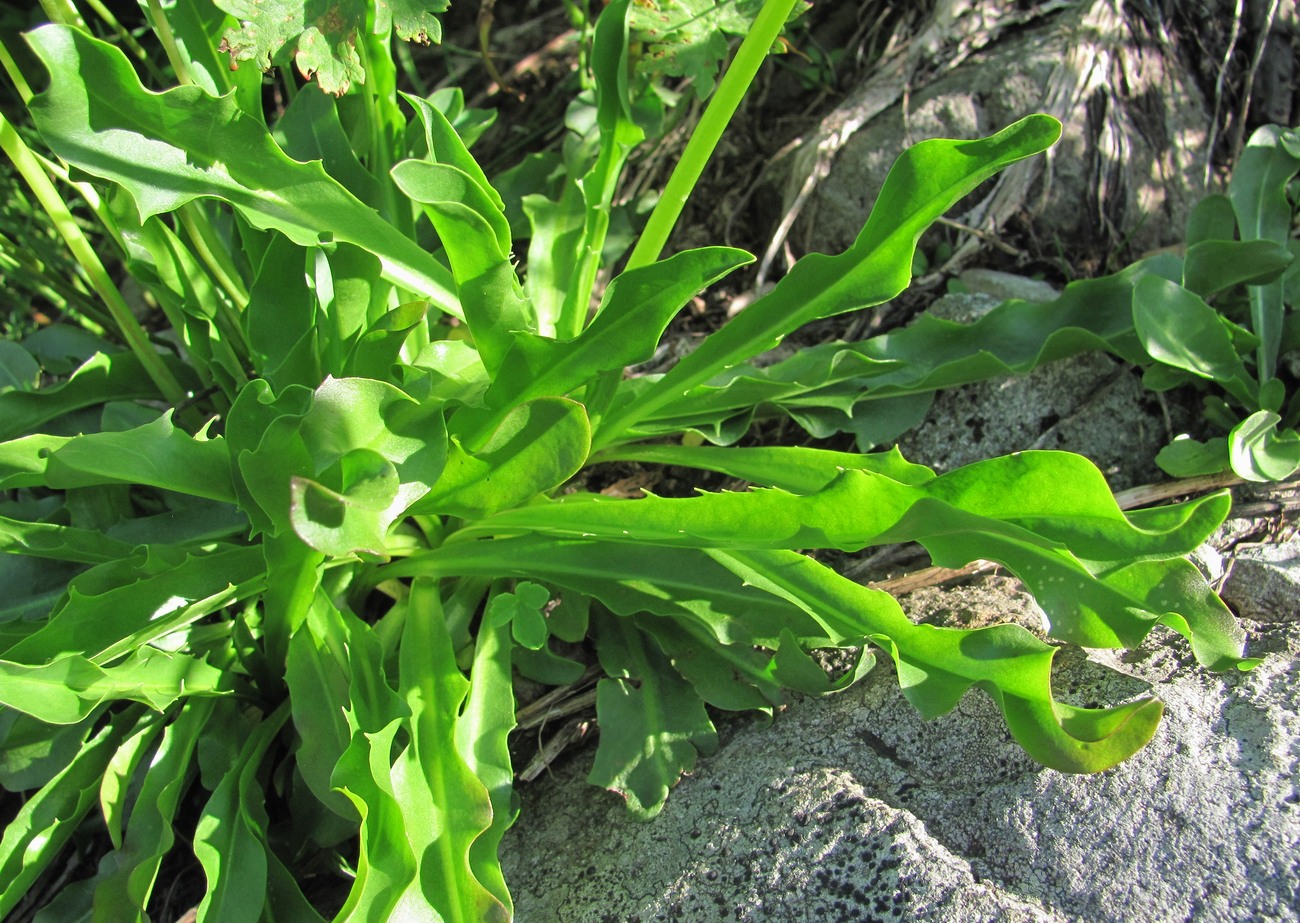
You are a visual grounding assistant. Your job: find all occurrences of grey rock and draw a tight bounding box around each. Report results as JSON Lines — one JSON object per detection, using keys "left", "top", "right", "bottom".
{"left": 957, "top": 270, "right": 1061, "bottom": 304}
{"left": 894, "top": 349, "right": 1178, "bottom": 489}
{"left": 775, "top": 2, "right": 1209, "bottom": 267}
{"left": 1190, "top": 542, "right": 1227, "bottom": 585}
{"left": 1222, "top": 539, "right": 1300, "bottom": 623}
{"left": 501, "top": 585, "right": 1300, "bottom": 923}
{"left": 924, "top": 291, "right": 1003, "bottom": 323}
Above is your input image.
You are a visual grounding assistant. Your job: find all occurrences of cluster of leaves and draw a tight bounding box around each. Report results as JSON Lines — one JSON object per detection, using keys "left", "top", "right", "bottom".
{"left": 1134, "top": 126, "right": 1300, "bottom": 481}
{"left": 920, "top": 125, "right": 1300, "bottom": 482}
{"left": 0, "top": 0, "right": 1260, "bottom": 919}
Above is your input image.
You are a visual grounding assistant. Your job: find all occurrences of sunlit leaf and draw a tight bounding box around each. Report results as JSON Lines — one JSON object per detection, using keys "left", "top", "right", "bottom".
{"left": 2, "top": 545, "right": 265, "bottom": 664}
{"left": 217, "top": 0, "right": 448, "bottom": 95}
{"left": 1229, "top": 410, "right": 1300, "bottom": 482}
{"left": 41, "top": 411, "right": 236, "bottom": 503}
{"left": 720, "top": 548, "right": 1167, "bottom": 773}
{"left": 285, "top": 596, "right": 357, "bottom": 822}
{"left": 394, "top": 579, "right": 505, "bottom": 921}
{"left": 0, "top": 648, "right": 227, "bottom": 724}
{"left": 92, "top": 700, "right": 213, "bottom": 919}
{"left": 595, "top": 114, "right": 1063, "bottom": 444}
{"left": 626, "top": 256, "right": 1174, "bottom": 444}
{"left": 0, "top": 717, "right": 129, "bottom": 919}
{"left": 456, "top": 610, "right": 518, "bottom": 914}
{"left": 415, "top": 398, "right": 589, "bottom": 518}
{"left": 455, "top": 246, "right": 750, "bottom": 444}
{"left": 629, "top": 0, "right": 808, "bottom": 97}
{"left": 467, "top": 451, "right": 1244, "bottom": 669}
{"left": 391, "top": 159, "right": 526, "bottom": 373}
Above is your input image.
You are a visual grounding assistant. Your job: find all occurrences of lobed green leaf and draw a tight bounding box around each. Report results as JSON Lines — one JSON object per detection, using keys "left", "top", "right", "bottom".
{"left": 391, "top": 159, "right": 525, "bottom": 372}
{"left": 1182, "top": 238, "right": 1293, "bottom": 298}
{"left": 415, "top": 397, "right": 590, "bottom": 519}
{"left": 2, "top": 544, "right": 265, "bottom": 664}
{"left": 0, "top": 648, "right": 227, "bottom": 724}
{"left": 626, "top": 257, "right": 1173, "bottom": 444}
{"left": 594, "top": 443, "right": 936, "bottom": 492}
{"left": 1133, "top": 275, "right": 1257, "bottom": 406}
{"left": 1229, "top": 410, "right": 1300, "bottom": 482}
{"left": 402, "top": 91, "right": 502, "bottom": 212}
{"left": 41, "top": 411, "right": 236, "bottom": 503}
{"left": 588, "top": 609, "right": 718, "bottom": 818}
{"left": 0, "top": 717, "right": 129, "bottom": 918}
{"left": 464, "top": 452, "right": 1245, "bottom": 669}
{"left": 193, "top": 702, "right": 289, "bottom": 923}
{"left": 717, "top": 549, "right": 1166, "bottom": 773}
{"left": 455, "top": 246, "right": 750, "bottom": 445}
{"left": 474, "top": 451, "right": 1224, "bottom": 564}
{"left": 0, "top": 514, "right": 138, "bottom": 565}
{"left": 384, "top": 535, "right": 835, "bottom": 649}
{"left": 99, "top": 711, "right": 164, "bottom": 851}
{"left": 25, "top": 25, "right": 458, "bottom": 314}
{"left": 594, "top": 114, "right": 1063, "bottom": 446}
{"left": 285, "top": 595, "right": 358, "bottom": 822}
{"left": 91, "top": 700, "right": 213, "bottom": 920}
{"left": 395, "top": 578, "right": 506, "bottom": 922}
{"left": 457, "top": 593, "right": 520, "bottom": 916}
{"left": 0, "top": 350, "right": 195, "bottom": 442}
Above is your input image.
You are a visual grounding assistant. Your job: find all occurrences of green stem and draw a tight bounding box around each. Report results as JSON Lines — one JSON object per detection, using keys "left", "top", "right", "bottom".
{"left": 359, "top": 32, "right": 412, "bottom": 238}
{"left": 0, "top": 111, "right": 188, "bottom": 405}
{"left": 38, "top": 0, "right": 83, "bottom": 27}
{"left": 145, "top": 0, "right": 192, "bottom": 86}
{"left": 624, "top": 0, "right": 797, "bottom": 271}
{"left": 557, "top": 0, "right": 638, "bottom": 339}
{"left": 394, "top": 38, "right": 430, "bottom": 99}
{"left": 177, "top": 205, "right": 248, "bottom": 304}
{"left": 176, "top": 203, "right": 253, "bottom": 358}
{"left": 0, "top": 36, "right": 33, "bottom": 104}
{"left": 559, "top": 139, "right": 631, "bottom": 340}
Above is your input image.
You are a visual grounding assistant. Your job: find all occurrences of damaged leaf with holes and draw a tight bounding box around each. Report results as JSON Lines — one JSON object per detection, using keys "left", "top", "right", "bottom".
{"left": 630, "top": 0, "right": 810, "bottom": 97}
{"left": 217, "top": 0, "right": 449, "bottom": 94}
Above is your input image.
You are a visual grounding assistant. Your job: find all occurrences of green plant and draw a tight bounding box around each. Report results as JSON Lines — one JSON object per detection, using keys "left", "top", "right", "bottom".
{"left": 895, "top": 124, "right": 1299, "bottom": 483}
{"left": 0, "top": 0, "right": 1257, "bottom": 919}
{"left": 1133, "top": 125, "right": 1300, "bottom": 481}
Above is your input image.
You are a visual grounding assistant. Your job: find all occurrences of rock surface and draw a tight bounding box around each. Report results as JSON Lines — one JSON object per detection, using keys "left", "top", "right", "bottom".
{"left": 1223, "top": 541, "right": 1300, "bottom": 623}
{"left": 762, "top": 0, "right": 1212, "bottom": 277}
{"left": 894, "top": 292, "right": 1191, "bottom": 490}
{"left": 501, "top": 586, "right": 1300, "bottom": 923}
